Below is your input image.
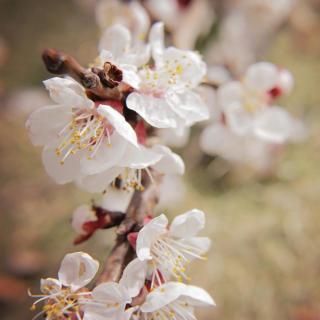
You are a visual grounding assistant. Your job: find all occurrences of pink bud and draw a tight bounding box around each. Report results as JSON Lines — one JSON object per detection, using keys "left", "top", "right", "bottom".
{"left": 127, "top": 232, "right": 138, "bottom": 248}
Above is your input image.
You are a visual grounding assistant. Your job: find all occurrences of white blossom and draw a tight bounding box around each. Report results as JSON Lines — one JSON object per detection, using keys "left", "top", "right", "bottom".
{"left": 126, "top": 22, "right": 209, "bottom": 129}
{"left": 82, "top": 259, "right": 146, "bottom": 320}
{"left": 26, "top": 77, "right": 161, "bottom": 190}
{"left": 126, "top": 282, "right": 215, "bottom": 320}
{"left": 82, "top": 282, "right": 131, "bottom": 320}
{"left": 216, "top": 62, "right": 304, "bottom": 143}
{"left": 76, "top": 144, "right": 185, "bottom": 193}
{"left": 29, "top": 252, "right": 99, "bottom": 319}
{"left": 136, "top": 210, "right": 211, "bottom": 282}
{"left": 95, "top": 0, "right": 150, "bottom": 41}
{"left": 200, "top": 122, "right": 280, "bottom": 172}
{"left": 98, "top": 24, "right": 150, "bottom": 88}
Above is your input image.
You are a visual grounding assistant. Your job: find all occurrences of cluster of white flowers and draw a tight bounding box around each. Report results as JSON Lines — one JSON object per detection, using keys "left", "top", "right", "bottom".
{"left": 30, "top": 210, "right": 214, "bottom": 319}
{"left": 26, "top": 2, "right": 307, "bottom": 320}
{"left": 27, "top": 9, "right": 215, "bottom": 319}
{"left": 94, "top": 0, "right": 214, "bottom": 50}
{"left": 200, "top": 62, "right": 305, "bottom": 171}
{"left": 26, "top": 21, "right": 208, "bottom": 193}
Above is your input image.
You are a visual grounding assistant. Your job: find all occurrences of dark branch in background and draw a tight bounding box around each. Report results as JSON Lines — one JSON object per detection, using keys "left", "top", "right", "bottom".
{"left": 97, "top": 170, "right": 162, "bottom": 284}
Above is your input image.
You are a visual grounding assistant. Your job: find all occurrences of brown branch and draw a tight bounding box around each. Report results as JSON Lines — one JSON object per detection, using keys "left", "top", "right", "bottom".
{"left": 42, "top": 48, "right": 122, "bottom": 100}
{"left": 96, "top": 171, "right": 162, "bottom": 284}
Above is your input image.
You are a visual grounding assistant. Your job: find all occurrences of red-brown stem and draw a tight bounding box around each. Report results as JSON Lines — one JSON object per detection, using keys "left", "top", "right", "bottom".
{"left": 42, "top": 48, "right": 122, "bottom": 100}
{"left": 96, "top": 171, "right": 162, "bottom": 284}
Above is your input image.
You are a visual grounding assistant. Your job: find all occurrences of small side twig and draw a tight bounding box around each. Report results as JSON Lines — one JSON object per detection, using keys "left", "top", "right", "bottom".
{"left": 42, "top": 48, "right": 122, "bottom": 100}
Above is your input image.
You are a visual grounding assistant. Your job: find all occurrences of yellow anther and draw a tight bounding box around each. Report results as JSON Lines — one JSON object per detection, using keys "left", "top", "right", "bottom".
{"left": 175, "top": 64, "right": 183, "bottom": 75}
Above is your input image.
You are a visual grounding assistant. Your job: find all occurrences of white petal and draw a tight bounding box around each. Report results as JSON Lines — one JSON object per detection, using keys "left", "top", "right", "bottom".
{"left": 168, "top": 90, "right": 210, "bottom": 126}
{"left": 128, "top": 1, "right": 151, "bottom": 40}
{"left": 26, "top": 104, "right": 72, "bottom": 147}
{"left": 80, "top": 132, "right": 128, "bottom": 175}
{"left": 119, "top": 258, "right": 147, "bottom": 298}
{"left": 151, "top": 145, "right": 185, "bottom": 175}
{"left": 244, "top": 62, "right": 278, "bottom": 92}
{"left": 120, "top": 64, "right": 141, "bottom": 88}
{"left": 95, "top": 0, "right": 150, "bottom": 40}
{"left": 149, "top": 22, "right": 165, "bottom": 64}
{"left": 177, "top": 237, "right": 211, "bottom": 259}
{"left": 181, "top": 285, "right": 215, "bottom": 307}
{"left": 159, "top": 126, "right": 190, "bottom": 148}
{"left": 277, "top": 68, "right": 294, "bottom": 94}
{"left": 158, "top": 175, "right": 186, "bottom": 211}
{"left": 120, "top": 44, "right": 151, "bottom": 68}
{"left": 42, "top": 147, "right": 81, "bottom": 184}
{"left": 162, "top": 47, "right": 206, "bottom": 88}
{"left": 40, "top": 278, "right": 62, "bottom": 294}
{"left": 136, "top": 214, "right": 168, "bottom": 261}
{"left": 84, "top": 282, "right": 130, "bottom": 320}
{"left": 100, "top": 187, "right": 134, "bottom": 212}
{"left": 140, "top": 282, "right": 186, "bottom": 312}
{"left": 207, "top": 65, "right": 232, "bottom": 86}
{"left": 126, "top": 92, "right": 178, "bottom": 128}
{"left": 253, "top": 106, "right": 294, "bottom": 143}
{"left": 58, "top": 252, "right": 99, "bottom": 291}
{"left": 99, "top": 24, "right": 131, "bottom": 58}
{"left": 97, "top": 105, "right": 138, "bottom": 146}
{"left": 92, "top": 282, "right": 131, "bottom": 304}
{"left": 117, "top": 144, "right": 162, "bottom": 170}
{"left": 195, "top": 85, "right": 218, "bottom": 119}
{"left": 72, "top": 205, "right": 96, "bottom": 235}
{"left": 200, "top": 123, "right": 242, "bottom": 160}
{"left": 43, "top": 77, "right": 92, "bottom": 108}
{"left": 224, "top": 103, "right": 253, "bottom": 135}
{"left": 217, "top": 81, "right": 244, "bottom": 111}
{"left": 169, "top": 209, "right": 205, "bottom": 238}
{"left": 76, "top": 167, "right": 123, "bottom": 193}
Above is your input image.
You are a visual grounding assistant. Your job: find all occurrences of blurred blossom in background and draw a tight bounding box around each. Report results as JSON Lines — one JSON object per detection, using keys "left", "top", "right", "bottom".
{"left": 0, "top": 0, "right": 320, "bottom": 319}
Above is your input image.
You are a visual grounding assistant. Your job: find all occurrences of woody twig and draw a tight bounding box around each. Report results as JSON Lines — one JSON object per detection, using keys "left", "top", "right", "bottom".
{"left": 96, "top": 170, "right": 162, "bottom": 284}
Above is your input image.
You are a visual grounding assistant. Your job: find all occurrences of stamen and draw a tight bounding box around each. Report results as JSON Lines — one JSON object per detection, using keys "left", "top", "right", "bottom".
{"left": 55, "top": 109, "right": 114, "bottom": 164}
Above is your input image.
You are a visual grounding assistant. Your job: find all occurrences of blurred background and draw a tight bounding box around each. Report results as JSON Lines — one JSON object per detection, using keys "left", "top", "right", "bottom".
{"left": 0, "top": 0, "right": 320, "bottom": 319}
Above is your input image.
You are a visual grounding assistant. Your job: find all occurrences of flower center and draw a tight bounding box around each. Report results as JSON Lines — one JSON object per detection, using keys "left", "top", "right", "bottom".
{"left": 242, "top": 85, "right": 269, "bottom": 113}
{"left": 30, "top": 286, "right": 84, "bottom": 320}
{"left": 141, "top": 55, "right": 192, "bottom": 94}
{"left": 150, "top": 235, "right": 207, "bottom": 283}
{"left": 55, "top": 109, "right": 113, "bottom": 164}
